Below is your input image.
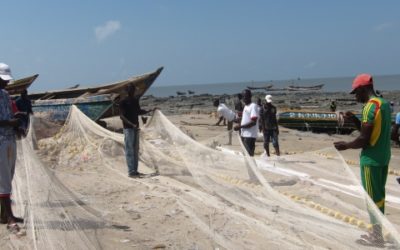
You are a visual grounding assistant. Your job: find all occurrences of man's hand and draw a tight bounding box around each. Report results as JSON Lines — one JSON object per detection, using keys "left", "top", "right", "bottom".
{"left": 334, "top": 141, "right": 348, "bottom": 151}
{"left": 8, "top": 118, "right": 21, "bottom": 128}
{"left": 233, "top": 125, "right": 241, "bottom": 131}
{"left": 343, "top": 111, "right": 357, "bottom": 122}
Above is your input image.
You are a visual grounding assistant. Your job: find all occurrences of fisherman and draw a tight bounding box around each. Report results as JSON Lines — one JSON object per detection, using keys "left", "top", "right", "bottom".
{"left": 15, "top": 89, "right": 33, "bottom": 115}
{"left": 0, "top": 63, "right": 24, "bottom": 235}
{"left": 330, "top": 101, "right": 337, "bottom": 112}
{"left": 234, "top": 93, "right": 244, "bottom": 122}
{"left": 234, "top": 89, "right": 259, "bottom": 156}
{"left": 213, "top": 99, "right": 236, "bottom": 145}
{"left": 119, "top": 84, "right": 154, "bottom": 178}
{"left": 334, "top": 74, "right": 391, "bottom": 247}
{"left": 390, "top": 101, "right": 394, "bottom": 114}
{"left": 260, "top": 94, "right": 280, "bottom": 157}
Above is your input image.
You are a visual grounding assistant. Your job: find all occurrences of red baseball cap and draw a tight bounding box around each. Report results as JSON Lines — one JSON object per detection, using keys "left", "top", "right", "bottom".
{"left": 350, "top": 73, "right": 373, "bottom": 94}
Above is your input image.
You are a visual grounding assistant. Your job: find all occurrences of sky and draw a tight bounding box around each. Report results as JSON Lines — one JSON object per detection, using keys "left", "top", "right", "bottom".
{"left": 1, "top": 1, "right": 400, "bottom": 92}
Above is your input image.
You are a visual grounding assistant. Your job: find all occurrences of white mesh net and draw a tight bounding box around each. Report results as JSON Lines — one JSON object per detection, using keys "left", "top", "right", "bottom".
{"left": 4, "top": 105, "right": 400, "bottom": 249}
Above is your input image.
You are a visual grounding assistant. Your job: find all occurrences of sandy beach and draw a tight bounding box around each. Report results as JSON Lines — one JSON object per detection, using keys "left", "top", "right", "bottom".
{"left": 1, "top": 91, "right": 400, "bottom": 249}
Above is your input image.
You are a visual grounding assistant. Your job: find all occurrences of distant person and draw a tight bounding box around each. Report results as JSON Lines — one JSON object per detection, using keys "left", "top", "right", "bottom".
{"left": 15, "top": 90, "right": 33, "bottom": 115}
{"left": 334, "top": 74, "right": 391, "bottom": 247}
{"left": 234, "top": 89, "right": 259, "bottom": 156}
{"left": 119, "top": 84, "right": 154, "bottom": 178}
{"left": 0, "top": 63, "right": 24, "bottom": 236}
{"left": 213, "top": 99, "right": 236, "bottom": 145}
{"left": 330, "top": 101, "right": 337, "bottom": 112}
{"left": 260, "top": 95, "right": 280, "bottom": 157}
{"left": 234, "top": 93, "right": 244, "bottom": 122}
{"left": 390, "top": 101, "right": 394, "bottom": 114}
{"left": 392, "top": 112, "right": 400, "bottom": 146}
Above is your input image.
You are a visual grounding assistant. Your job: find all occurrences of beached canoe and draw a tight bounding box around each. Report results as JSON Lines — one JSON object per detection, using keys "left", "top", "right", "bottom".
{"left": 5, "top": 74, "right": 39, "bottom": 95}
{"left": 285, "top": 84, "right": 324, "bottom": 91}
{"left": 31, "top": 67, "right": 163, "bottom": 122}
{"left": 29, "top": 67, "right": 163, "bottom": 100}
{"left": 32, "top": 94, "right": 115, "bottom": 122}
{"left": 278, "top": 110, "right": 357, "bottom": 134}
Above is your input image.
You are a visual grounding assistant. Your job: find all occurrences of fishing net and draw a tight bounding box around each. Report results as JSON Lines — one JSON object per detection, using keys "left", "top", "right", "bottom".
{"left": 7, "top": 105, "right": 400, "bottom": 249}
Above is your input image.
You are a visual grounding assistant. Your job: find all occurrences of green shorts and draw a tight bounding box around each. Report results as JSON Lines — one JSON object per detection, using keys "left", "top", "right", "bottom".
{"left": 360, "top": 164, "right": 388, "bottom": 223}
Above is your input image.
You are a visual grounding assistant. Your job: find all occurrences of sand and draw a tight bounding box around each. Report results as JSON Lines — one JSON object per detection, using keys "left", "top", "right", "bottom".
{"left": 1, "top": 91, "right": 400, "bottom": 249}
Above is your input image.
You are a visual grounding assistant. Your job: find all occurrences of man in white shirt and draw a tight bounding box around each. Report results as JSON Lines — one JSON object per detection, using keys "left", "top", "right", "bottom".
{"left": 234, "top": 89, "right": 259, "bottom": 156}
{"left": 213, "top": 99, "right": 236, "bottom": 145}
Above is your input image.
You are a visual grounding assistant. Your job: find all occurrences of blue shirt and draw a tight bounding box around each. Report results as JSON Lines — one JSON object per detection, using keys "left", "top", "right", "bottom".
{"left": 396, "top": 112, "right": 400, "bottom": 125}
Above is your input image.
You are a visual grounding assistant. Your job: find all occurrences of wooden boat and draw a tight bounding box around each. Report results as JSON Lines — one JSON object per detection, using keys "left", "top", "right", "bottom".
{"left": 176, "top": 91, "right": 186, "bottom": 96}
{"left": 30, "top": 67, "right": 163, "bottom": 100}
{"left": 31, "top": 67, "right": 163, "bottom": 122}
{"left": 188, "top": 90, "right": 195, "bottom": 95}
{"left": 32, "top": 94, "right": 115, "bottom": 122}
{"left": 5, "top": 74, "right": 39, "bottom": 95}
{"left": 285, "top": 84, "right": 324, "bottom": 91}
{"left": 278, "top": 110, "right": 358, "bottom": 134}
{"left": 247, "top": 84, "right": 273, "bottom": 90}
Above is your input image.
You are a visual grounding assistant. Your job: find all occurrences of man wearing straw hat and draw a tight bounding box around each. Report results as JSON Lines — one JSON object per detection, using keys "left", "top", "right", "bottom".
{"left": 0, "top": 63, "right": 24, "bottom": 236}
{"left": 334, "top": 73, "right": 391, "bottom": 247}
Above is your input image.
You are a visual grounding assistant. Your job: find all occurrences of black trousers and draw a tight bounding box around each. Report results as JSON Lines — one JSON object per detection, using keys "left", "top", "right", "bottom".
{"left": 241, "top": 137, "right": 256, "bottom": 156}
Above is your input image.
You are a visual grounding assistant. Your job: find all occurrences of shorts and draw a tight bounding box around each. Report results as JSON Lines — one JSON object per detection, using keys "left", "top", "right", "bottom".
{"left": 0, "top": 138, "right": 17, "bottom": 197}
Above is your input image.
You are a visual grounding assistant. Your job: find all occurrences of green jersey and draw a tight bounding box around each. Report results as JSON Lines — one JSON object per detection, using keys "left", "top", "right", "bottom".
{"left": 360, "top": 97, "right": 391, "bottom": 166}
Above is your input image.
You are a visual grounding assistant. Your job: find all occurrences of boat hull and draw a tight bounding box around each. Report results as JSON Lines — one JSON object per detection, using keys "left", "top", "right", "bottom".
{"left": 278, "top": 111, "right": 357, "bottom": 133}
{"left": 32, "top": 95, "right": 114, "bottom": 123}
{"left": 6, "top": 74, "right": 39, "bottom": 95}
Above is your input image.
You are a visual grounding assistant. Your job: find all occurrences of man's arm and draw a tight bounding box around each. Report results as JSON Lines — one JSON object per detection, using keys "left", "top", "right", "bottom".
{"left": 0, "top": 119, "right": 21, "bottom": 128}
{"left": 215, "top": 116, "right": 224, "bottom": 126}
{"left": 234, "top": 119, "right": 257, "bottom": 131}
{"left": 345, "top": 111, "right": 361, "bottom": 131}
{"left": 334, "top": 122, "right": 373, "bottom": 150}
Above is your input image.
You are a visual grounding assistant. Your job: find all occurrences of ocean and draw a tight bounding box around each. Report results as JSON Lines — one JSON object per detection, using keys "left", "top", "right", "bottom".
{"left": 146, "top": 74, "right": 400, "bottom": 97}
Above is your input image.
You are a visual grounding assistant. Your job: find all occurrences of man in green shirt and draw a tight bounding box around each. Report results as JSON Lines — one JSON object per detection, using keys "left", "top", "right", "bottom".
{"left": 334, "top": 73, "right": 391, "bottom": 247}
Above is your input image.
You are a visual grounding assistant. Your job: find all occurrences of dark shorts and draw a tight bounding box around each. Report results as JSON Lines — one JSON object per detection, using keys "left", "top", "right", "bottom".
{"left": 263, "top": 129, "right": 279, "bottom": 147}
{"left": 241, "top": 137, "right": 256, "bottom": 156}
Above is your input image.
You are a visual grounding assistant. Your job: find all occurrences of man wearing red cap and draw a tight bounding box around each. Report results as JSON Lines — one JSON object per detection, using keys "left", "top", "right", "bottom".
{"left": 334, "top": 73, "right": 391, "bottom": 246}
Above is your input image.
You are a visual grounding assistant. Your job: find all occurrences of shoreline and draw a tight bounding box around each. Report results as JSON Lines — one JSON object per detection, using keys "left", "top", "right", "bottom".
{"left": 141, "top": 90, "right": 400, "bottom": 115}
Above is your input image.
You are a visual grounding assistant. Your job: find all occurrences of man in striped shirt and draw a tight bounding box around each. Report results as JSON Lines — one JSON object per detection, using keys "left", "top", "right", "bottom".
{"left": 334, "top": 74, "right": 391, "bottom": 247}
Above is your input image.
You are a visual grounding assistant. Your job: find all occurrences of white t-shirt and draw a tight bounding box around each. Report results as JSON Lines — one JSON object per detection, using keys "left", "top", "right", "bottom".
{"left": 240, "top": 102, "right": 259, "bottom": 138}
{"left": 217, "top": 103, "right": 236, "bottom": 122}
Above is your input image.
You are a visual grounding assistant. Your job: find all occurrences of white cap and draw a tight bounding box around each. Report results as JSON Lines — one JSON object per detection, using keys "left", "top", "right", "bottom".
{"left": 265, "top": 94, "right": 272, "bottom": 103}
{"left": 0, "top": 63, "right": 13, "bottom": 81}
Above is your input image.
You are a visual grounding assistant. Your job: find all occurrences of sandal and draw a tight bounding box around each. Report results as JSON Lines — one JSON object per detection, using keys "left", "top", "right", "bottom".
{"left": 7, "top": 223, "right": 26, "bottom": 237}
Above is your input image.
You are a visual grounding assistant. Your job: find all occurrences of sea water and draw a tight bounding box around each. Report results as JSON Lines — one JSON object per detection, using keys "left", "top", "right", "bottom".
{"left": 146, "top": 74, "right": 400, "bottom": 97}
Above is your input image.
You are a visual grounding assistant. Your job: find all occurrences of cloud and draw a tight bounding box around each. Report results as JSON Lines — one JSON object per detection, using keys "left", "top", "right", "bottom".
{"left": 95, "top": 20, "right": 121, "bottom": 42}
{"left": 304, "top": 62, "right": 317, "bottom": 69}
{"left": 372, "top": 22, "right": 394, "bottom": 32}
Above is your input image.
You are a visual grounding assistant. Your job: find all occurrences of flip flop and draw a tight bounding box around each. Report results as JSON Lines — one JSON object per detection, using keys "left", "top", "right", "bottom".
{"left": 7, "top": 223, "right": 26, "bottom": 237}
